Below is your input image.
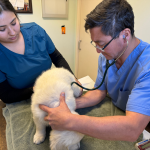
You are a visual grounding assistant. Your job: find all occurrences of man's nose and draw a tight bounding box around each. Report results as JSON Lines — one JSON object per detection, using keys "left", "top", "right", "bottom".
{"left": 96, "top": 48, "right": 102, "bottom": 53}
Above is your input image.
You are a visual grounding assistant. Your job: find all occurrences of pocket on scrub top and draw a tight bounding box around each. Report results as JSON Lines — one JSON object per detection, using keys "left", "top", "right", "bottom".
{"left": 116, "top": 89, "right": 131, "bottom": 111}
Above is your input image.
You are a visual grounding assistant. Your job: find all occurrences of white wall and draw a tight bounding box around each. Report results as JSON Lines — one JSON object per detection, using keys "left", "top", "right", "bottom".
{"left": 18, "top": 0, "right": 77, "bottom": 72}
{"left": 127, "top": 0, "right": 150, "bottom": 43}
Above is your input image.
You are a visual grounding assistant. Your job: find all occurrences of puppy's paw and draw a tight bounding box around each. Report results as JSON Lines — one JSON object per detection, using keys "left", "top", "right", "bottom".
{"left": 33, "top": 133, "right": 45, "bottom": 144}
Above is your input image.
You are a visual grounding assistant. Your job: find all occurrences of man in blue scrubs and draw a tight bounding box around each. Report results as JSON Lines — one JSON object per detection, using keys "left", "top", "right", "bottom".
{"left": 40, "top": 0, "right": 150, "bottom": 142}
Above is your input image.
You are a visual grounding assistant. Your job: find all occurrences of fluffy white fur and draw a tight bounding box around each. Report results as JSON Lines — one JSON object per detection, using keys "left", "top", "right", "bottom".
{"left": 31, "top": 68, "right": 84, "bottom": 150}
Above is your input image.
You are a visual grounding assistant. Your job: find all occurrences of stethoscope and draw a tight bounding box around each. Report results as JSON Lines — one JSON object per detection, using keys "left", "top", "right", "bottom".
{"left": 71, "top": 39, "right": 128, "bottom": 91}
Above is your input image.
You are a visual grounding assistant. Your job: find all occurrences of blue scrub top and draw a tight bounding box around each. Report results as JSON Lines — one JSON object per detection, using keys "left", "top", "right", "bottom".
{"left": 95, "top": 39, "right": 150, "bottom": 116}
{"left": 0, "top": 22, "right": 55, "bottom": 89}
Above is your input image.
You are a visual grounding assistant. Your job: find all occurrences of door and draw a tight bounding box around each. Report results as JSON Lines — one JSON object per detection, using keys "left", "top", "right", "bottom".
{"left": 77, "top": 0, "right": 102, "bottom": 81}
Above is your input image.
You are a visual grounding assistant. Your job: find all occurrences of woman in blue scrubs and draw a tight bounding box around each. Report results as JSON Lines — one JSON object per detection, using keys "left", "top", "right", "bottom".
{"left": 0, "top": 0, "right": 81, "bottom": 104}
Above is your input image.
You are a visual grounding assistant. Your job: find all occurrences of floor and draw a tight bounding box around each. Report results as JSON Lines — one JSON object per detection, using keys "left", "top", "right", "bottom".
{"left": 0, "top": 101, "right": 7, "bottom": 150}
{"left": 0, "top": 100, "right": 150, "bottom": 150}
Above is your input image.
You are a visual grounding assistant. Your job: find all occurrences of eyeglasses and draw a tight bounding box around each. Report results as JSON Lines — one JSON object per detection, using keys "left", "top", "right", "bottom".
{"left": 91, "top": 35, "right": 117, "bottom": 52}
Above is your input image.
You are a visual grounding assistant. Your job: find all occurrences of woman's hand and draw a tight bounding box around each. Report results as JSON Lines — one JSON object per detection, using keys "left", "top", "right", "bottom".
{"left": 39, "top": 92, "right": 73, "bottom": 130}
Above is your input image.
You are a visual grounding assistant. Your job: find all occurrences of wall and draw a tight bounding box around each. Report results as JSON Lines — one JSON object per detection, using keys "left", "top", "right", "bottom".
{"left": 18, "top": 0, "right": 77, "bottom": 72}
{"left": 18, "top": 0, "right": 150, "bottom": 76}
{"left": 75, "top": 0, "right": 150, "bottom": 80}
{"left": 127, "top": 0, "right": 150, "bottom": 43}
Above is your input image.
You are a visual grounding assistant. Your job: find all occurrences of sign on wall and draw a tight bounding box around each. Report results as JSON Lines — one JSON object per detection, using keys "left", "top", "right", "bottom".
{"left": 41, "top": 0, "right": 69, "bottom": 18}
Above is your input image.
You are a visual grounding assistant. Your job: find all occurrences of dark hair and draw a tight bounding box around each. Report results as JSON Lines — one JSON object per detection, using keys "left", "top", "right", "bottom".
{"left": 85, "top": 0, "right": 134, "bottom": 37}
{"left": 0, "top": 0, "right": 19, "bottom": 20}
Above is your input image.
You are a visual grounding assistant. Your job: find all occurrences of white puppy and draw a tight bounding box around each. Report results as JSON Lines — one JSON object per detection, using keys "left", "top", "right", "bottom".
{"left": 31, "top": 68, "right": 84, "bottom": 150}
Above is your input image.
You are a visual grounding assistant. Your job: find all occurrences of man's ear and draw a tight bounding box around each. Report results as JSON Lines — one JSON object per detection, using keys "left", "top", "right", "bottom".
{"left": 122, "top": 28, "right": 131, "bottom": 41}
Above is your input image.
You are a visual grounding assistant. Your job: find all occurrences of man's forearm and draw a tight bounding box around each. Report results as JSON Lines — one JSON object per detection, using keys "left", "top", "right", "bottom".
{"left": 67, "top": 113, "right": 140, "bottom": 142}
{"left": 76, "top": 89, "right": 106, "bottom": 109}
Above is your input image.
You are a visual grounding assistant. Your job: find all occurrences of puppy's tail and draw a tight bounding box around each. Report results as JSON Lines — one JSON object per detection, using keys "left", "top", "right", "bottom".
{"left": 50, "top": 129, "right": 83, "bottom": 150}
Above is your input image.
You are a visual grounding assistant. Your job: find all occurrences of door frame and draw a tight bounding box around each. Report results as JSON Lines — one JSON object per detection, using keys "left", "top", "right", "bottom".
{"left": 75, "top": 0, "right": 81, "bottom": 77}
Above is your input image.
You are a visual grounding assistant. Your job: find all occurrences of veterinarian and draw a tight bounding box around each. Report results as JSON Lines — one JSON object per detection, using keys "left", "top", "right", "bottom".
{"left": 40, "top": 0, "right": 150, "bottom": 142}
{"left": 0, "top": 0, "right": 81, "bottom": 104}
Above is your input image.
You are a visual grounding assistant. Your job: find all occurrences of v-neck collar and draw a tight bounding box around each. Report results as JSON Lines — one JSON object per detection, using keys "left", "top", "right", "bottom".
{"left": 0, "top": 29, "right": 27, "bottom": 56}
{"left": 109, "top": 39, "right": 145, "bottom": 76}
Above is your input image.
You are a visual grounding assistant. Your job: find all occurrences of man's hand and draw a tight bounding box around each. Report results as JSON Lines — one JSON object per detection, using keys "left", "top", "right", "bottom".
{"left": 39, "top": 92, "right": 73, "bottom": 130}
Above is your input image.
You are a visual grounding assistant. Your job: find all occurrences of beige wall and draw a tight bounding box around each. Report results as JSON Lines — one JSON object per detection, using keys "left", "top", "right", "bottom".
{"left": 18, "top": 0, "right": 150, "bottom": 75}
{"left": 127, "top": 0, "right": 150, "bottom": 43}
{"left": 18, "top": 0, "right": 77, "bottom": 73}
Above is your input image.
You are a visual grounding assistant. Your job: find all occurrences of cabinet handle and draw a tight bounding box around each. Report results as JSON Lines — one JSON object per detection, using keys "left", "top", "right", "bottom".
{"left": 78, "top": 40, "right": 82, "bottom": 50}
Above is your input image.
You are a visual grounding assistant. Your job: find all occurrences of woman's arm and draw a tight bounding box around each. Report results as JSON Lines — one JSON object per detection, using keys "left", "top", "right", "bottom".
{"left": 0, "top": 80, "right": 33, "bottom": 103}
{"left": 49, "top": 48, "right": 74, "bottom": 75}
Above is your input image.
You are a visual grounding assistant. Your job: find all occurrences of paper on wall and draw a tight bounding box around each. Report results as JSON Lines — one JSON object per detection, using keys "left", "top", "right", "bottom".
{"left": 16, "top": 0, "right": 24, "bottom": 7}
{"left": 9, "top": 0, "right": 24, "bottom": 7}
{"left": 9, "top": 0, "right": 17, "bottom": 6}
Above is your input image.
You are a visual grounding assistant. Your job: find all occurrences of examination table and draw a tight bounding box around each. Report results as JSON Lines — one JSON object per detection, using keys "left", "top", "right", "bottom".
{"left": 0, "top": 96, "right": 150, "bottom": 150}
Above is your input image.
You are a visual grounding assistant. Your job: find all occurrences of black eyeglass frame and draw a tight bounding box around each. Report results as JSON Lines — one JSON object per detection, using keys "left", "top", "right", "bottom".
{"left": 91, "top": 33, "right": 119, "bottom": 52}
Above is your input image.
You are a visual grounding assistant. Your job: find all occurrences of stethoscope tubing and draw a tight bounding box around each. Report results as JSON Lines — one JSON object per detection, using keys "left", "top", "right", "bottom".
{"left": 71, "top": 60, "right": 115, "bottom": 91}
